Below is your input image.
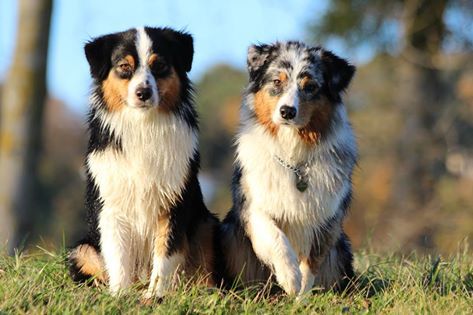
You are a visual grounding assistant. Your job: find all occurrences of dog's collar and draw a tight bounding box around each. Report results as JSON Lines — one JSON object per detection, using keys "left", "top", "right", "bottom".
{"left": 273, "top": 155, "right": 313, "bottom": 192}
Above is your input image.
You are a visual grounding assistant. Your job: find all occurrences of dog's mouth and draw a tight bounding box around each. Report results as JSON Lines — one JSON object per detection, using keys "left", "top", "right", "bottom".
{"left": 133, "top": 102, "right": 154, "bottom": 109}
{"left": 127, "top": 103, "right": 153, "bottom": 110}
{"left": 128, "top": 97, "right": 159, "bottom": 109}
{"left": 273, "top": 117, "right": 302, "bottom": 128}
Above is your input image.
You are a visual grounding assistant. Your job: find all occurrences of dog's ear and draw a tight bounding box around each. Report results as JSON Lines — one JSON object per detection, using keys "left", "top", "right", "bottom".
{"left": 159, "top": 28, "right": 194, "bottom": 73}
{"left": 247, "top": 44, "right": 275, "bottom": 80}
{"left": 317, "top": 48, "right": 356, "bottom": 98}
{"left": 84, "top": 34, "right": 118, "bottom": 81}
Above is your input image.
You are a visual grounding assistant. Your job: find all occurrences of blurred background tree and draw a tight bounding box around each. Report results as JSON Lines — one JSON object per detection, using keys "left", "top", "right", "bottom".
{"left": 195, "top": 64, "right": 247, "bottom": 217}
{"left": 0, "top": 0, "right": 53, "bottom": 253}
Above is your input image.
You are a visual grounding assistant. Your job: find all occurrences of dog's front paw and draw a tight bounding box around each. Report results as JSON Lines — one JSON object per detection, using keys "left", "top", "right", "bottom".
{"left": 108, "top": 285, "right": 121, "bottom": 297}
{"left": 275, "top": 264, "right": 302, "bottom": 296}
{"left": 140, "top": 292, "right": 164, "bottom": 306}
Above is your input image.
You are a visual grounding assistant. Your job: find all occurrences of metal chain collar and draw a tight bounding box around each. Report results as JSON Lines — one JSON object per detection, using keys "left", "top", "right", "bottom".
{"left": 273, "top": 155, "right": 307, "bottom": 176}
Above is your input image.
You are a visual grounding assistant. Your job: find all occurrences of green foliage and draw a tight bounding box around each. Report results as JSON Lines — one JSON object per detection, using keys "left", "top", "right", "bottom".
{"left": 1, "top": 248, "right": 472, "bottom": 313}
{"left": 309, "top": 0, "right": 401, "bottom": 50}
{"left": 309, "top": 0, "right": 473, "bottom": 53}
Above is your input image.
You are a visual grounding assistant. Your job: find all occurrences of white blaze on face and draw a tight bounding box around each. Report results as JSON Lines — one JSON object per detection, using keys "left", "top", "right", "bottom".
{"left": 273, "top": 83, "right": 300, "bottom": 124}
{"left": 270, "top": 47, "right": 317, "bottom": 126}
{"left": 127, "top": 27, "right": 159, "bottom": 108}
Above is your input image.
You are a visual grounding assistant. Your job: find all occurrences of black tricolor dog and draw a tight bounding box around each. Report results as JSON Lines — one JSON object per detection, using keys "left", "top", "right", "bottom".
{"left": 68, "top": 27, "right": 218, "bottom": 300}
{"left": 218, "top": 41, "right": 357, "bottom": 296}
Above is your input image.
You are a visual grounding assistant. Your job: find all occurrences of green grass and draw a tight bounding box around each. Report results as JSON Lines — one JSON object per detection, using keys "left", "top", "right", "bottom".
{"left": 1, "top": 248, "right": 472, "bottom": 314}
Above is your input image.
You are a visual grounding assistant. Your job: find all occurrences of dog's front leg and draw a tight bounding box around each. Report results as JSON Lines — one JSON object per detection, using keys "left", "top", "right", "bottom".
{"left": 298, "top": 258, "right": 316, "bottom": 296}
{"left": 247, "top": 211, "right": 301, "bottom": 295}
{"left": 99, "top": 212, "right": 133, "bottom": 294}
{"left": 143, "top": 215, "right": 185, "bottom": 301}
{"left": 144, "top": 253, "right": 184, "bottom": 301}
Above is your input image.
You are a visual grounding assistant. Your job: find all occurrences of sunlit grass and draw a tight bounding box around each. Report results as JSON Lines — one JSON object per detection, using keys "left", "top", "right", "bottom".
{"left": 0, "top": 247, "right": 472, "bottom": 314}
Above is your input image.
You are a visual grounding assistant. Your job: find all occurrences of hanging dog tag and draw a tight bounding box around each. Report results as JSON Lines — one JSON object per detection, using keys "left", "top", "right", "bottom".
{"left": 295, "top": 176, "right": 308, "bottom": 192}
{"left": 295, "top": 166, "right": 309, "bottom": 192}
{"left": 295, "top": 174, "right": 308, "bottom": 192}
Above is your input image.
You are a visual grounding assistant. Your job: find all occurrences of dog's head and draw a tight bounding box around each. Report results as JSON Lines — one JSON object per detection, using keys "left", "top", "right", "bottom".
{"left": 246, "top": 41, "right": 355, "bottom": 142}
{"left": 85, "top": 27, "right": 193, "bottom": 111}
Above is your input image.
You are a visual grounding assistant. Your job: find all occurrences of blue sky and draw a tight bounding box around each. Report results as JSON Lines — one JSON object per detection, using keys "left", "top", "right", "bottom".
{"left": 0, "top": 0, "right": 357, "bottom": 113}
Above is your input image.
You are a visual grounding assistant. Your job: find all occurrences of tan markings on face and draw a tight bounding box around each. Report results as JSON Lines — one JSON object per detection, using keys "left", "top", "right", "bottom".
{"left": 254, "top": 88, "right": 281, "bottom": 136}
{"left": 157, "top": 67, "right": 182, "bottom": 113}
{"left": 278, "top": 72, "right": 288, "bottom": 83}
{"left": 148, "top": 53, "right": 158, "bottom": 67}
{"left": 300, "top": 76, "right": 311, "bottom": 90}
{"left": 123, "top": 55, "right": 135, "bottom": 70}
{"left": 298, "top": 95, "right": 334, "bottom": 145}
{"left": 102, "top": 69, "right": 130, "bottom": 111}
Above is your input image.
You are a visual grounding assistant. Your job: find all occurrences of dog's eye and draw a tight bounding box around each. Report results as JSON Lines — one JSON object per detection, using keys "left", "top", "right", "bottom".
{"left": 152, "top": 61, "right": 169, "bottom": 75}
{"left": 303, "top": 82, "right": 318, "bottom": 93}
{"left": 118, "top": 63, "right": 132, "bottom": 73}
{"left": 273, "top": 79, "right": 282, "bottom": 87}
{"left": 117, "top": 63, "right": 133, "bottom": 78}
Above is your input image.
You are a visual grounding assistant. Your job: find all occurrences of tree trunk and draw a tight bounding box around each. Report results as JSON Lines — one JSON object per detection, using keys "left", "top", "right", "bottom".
{"left": 0, "top": 0, "right": 53, "bottom": 253}
{"left": 391, "top": 0, "right": 447, "bottom": 248}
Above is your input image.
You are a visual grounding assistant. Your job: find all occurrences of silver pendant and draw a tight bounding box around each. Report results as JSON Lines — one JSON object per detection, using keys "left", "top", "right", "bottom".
{"left": 295, "top": 173, "right": 308, "bottom": 192}
{"left": 295, "top": 165, "right": 309, "bottom": 192}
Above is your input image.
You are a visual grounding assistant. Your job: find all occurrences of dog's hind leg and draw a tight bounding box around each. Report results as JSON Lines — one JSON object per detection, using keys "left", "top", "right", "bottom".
{"left": 68, "top": 242, "right": 106, "bottom": 284}
{"left": 314, "top": 232, "right": 354, "bottom": 291}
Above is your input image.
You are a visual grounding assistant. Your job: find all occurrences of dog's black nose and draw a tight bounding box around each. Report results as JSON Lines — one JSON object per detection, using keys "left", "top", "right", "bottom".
{"left": 280, "top": 105, "right": 297, "bottom": 120}
{"left": 136, "top": 87, "right": 152, "bottom": 101}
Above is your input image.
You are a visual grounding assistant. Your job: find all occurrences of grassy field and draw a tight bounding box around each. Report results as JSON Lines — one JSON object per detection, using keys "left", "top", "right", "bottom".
{"left": 0, "top": 247, "right": 472, "bottom": 314}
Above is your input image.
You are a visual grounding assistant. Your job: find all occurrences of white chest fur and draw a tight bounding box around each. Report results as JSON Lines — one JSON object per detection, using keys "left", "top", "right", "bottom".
{"left": 88, "top": 108, "right": 197, "bottom": 237}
